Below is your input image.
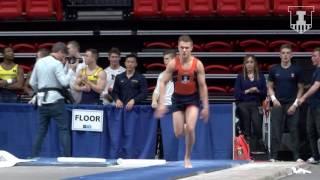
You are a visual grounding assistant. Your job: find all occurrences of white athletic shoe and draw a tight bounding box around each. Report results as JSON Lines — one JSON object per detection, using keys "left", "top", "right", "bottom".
{"left": 269, "top": 159, "right": 277, "bottom": 162}
{"left": 296, "top": 158, "right": 304, "bottom": 163}
{"left": 307, "top": 157, "right": 318, "bottom": 164}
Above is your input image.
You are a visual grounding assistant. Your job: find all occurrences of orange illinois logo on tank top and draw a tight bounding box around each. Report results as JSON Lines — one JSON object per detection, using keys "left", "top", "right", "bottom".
{"left": 173, "top": 57, "right": 198, "bottom": 95}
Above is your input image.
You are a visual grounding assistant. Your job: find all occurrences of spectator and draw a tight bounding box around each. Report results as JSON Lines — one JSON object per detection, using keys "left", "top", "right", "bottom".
{"left": 111, "top": 54, "right": 148, "bottom": 110}
{"left": 29, "top": 42, "right": 76, "bottom": 157}
{"left": 67, "top": 40, "right": 86, "bottom": 104}
{"left": 36, "top": 48, "right": 50, "bottom": 60}
{"left": 298, "top": 47, "right": 320, "bottom": 164}
{"left": 234, "top": 55, "right": 267, "bottom": 153}
{"left": 151, "top": 50, "right": 176, "bottom": 159}
{"left": 73, "top": 49, "right": 106, "bottom": 104}
{"left": 101, "top": 47, "right": 125, "bottom": 104}
{"left": 24, "top": 48, "right": 50, "bottom": 96}
{"left": 151, "top": 50, "right": 176, "bottom": 108}
{"left": 268, "top": 44, "right": 304, "bottom": 162}
{"left": 0, "top": 47, "right": 24, "bottom": 103}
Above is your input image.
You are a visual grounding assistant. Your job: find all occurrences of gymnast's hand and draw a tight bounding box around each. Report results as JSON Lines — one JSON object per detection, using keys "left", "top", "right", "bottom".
{"left": 155, "top": 104, "right": 167, "bottom": 119}
{"left": 80, "top": 85, "right": 91, "bottom": 92}
{"left": 200, "top": 107, "right": 209, "bottom": 123}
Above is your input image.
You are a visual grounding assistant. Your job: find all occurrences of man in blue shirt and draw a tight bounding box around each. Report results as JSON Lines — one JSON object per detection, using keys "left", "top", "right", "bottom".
{"left": 268, "top": 44, "right": 304, "bottom": 162}
{"left": 298, "top": 47, "right": 320, "bottom": 164}
{"left": 111, "top": 54, "right": 148, "bottom": 110}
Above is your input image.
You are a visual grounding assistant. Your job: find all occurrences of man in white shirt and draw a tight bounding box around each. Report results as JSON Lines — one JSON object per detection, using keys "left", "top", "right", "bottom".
{"left": 30, "top": 42, "right": 77, "bottom": 157}
{"left": 101, "top": 47, "right": 125, "bottom": 104}
{"left": 152, "top": 50, "right": 176, "bottom": 159}
{"left": 67, "top": 41, "right": 86, "bottom": 103}
{"left": 151, "top": 50, "right": 176, "bottom": 108}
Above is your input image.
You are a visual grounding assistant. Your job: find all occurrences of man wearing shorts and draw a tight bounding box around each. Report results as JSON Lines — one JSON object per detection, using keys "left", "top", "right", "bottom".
{"left": 156, "top": 35, "right": 209, "bottom": 168}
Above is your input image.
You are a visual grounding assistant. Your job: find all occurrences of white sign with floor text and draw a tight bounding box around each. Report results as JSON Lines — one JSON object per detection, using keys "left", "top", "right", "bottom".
{"left": 72, "top": 109, "right": 104, "bottom": 132}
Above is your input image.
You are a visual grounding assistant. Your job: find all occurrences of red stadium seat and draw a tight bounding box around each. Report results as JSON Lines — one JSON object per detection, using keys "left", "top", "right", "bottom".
{"left": 161, "top": 0, "right": 186, "bottom": 17}
{"left": 0, "top": 43, "right": 7, "bottom": 49}
{"left": 204, "top": 41, "right": 233, "bottom": 52}
{"left": 228, "top": 87, "right": 234, "bottom": 93}
{"left": 148, "top": 85, "right": 156, "bottom": 93}
{"left": 231, "top": 64, "right": 243, "bottom": 73}
{"left": 0, "top": 0, "right": 23, "bottom": 19}
{"left": 37, "top": 42, "right": 55, "bottom": 50}
{"left": 26, "top": 0, "right": 63, "bottom": 20}
{"left": 268, "top": 64, "right": 277, "bottom": 71}
{"left": 19, "top": 65, "right": 32, "bottom": 73}
{"left": 192, "top": 43, "right": 204, "bottom": 52}
{"left": 260, "top": 63, "right": 268, "bottom": 71}
{"left": 300, "top": 40, "right": 320, "bottom": 52}
{"left": 269, "top": 40, "right": 299, "bottom": 52}
{"left": 144, "top": 41, "right": 173, "bottom": 49}
{"left": 239, "top": 39, "right": 268, "bottom": 52}
{"left": 144, "top": 63, "right": 166, "bottom": 71}
{"left": 302, "top": 0, "right": 320, "bottom": 15}
{"left": 208, "top": 86, "right": 228, "bottom": 93}
{"left": 12, "top": 43, "right": 37, "bottom": 52}
{"left": 205, "top": 65, "right": 230, "bottom": 74}
{"left": 54, "top": 0, "right": 63, "bottom": 21}
{"left": 245, "top": 0, "right": 270, "bottom": 16}
{"left": 189, "top": 0, "right": 214, "bottom": 16}
{"left": 134, "top": 0, "right": 159, "bottom": 17}
{"left": 273, "top": 0, "right": 298, "bottom": 16}
{"left": 25, "top": 0, "right": 54, "bottom": 19}
{"left": 216, "top": 0, "right": 242, "bottom": 16}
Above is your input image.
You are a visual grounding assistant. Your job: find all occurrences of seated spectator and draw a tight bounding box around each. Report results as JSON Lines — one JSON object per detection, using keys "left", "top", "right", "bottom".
{"left": 234, "top": 55, "right": 267, "bottom": 153}
{"left": 67, "top": 41, "right": 86, "bottom": 104}
{"left": 24, "top": 48, "right": 50, "bottom": 96}
{"left": 112, "top": 54, "right": 148, "bottom": 110}
{"left": 101, "top": 47, "right": 126, "bottom": 104}
{"left": 73, "top": 49, "right": 106, "bottom": 104}
{"left": 151, "top": 50, "right": 176, "bottom": 108}
{"left": 0, "top": 47, "right": 24, "bottom": 103}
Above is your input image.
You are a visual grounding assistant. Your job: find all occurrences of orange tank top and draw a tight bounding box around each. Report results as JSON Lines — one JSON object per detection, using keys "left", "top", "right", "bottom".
{"left": 173, "top": 57, "right": 198, "bottom": 95}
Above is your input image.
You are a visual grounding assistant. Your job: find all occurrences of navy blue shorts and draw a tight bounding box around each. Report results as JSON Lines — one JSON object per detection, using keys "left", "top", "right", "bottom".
{"left": 171, "top": 93, "right": 200, "bottom": 112}
{"left": 80, "top": 91, "right": 101, "bottom": 104}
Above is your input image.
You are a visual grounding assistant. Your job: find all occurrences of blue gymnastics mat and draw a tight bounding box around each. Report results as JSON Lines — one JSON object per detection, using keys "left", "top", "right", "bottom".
{"left": 16, "top": 158, "right": 117, "bottom": 167}
{"left": 68, "top": 160, "right": 247, "bottom": 180}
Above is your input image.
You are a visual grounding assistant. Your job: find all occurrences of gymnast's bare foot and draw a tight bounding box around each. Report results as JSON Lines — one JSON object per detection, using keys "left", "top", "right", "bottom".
{"left": 184, "top": 159, "right": 192, "bottom": 168}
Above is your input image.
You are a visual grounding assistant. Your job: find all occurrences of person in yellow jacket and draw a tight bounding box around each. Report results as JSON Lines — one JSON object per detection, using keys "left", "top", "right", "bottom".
{"left": 0, "top": 47, "right": 24, "bottom": 103}
{"left": 73, "top": 49, "right": 106, "bottom": 104}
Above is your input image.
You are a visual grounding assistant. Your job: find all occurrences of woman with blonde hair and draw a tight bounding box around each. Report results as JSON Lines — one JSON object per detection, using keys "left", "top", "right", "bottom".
{"left": 234, "top": 55, "right": 267, "bottom": 153}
